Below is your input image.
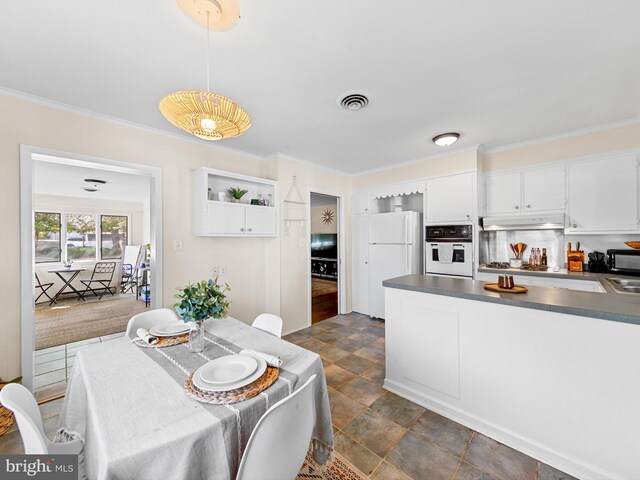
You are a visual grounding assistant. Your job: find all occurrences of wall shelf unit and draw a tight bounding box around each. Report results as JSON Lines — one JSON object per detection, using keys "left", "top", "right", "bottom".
{"left": 193, "top": 167, "right": 278, "bottom": 237}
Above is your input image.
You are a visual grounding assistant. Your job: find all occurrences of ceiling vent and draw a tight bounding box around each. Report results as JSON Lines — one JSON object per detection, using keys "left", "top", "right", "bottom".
{"left": 338, "top": 92, "right": 370, "bottom": 111}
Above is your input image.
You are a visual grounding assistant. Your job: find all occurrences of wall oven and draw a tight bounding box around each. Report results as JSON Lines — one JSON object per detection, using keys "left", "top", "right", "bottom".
{"left": 425, "top": 225, "right": 473, "bottom": 278}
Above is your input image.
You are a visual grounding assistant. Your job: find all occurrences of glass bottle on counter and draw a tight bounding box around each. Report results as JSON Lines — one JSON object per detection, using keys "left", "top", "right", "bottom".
{"left": 542, "top": 248, "right": 548, "bottom": 266}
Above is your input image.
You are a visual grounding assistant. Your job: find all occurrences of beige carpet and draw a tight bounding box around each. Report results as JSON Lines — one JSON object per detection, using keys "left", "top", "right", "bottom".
{"left": 297, "top": 450, "right": 367, "bottom": 480}
{"left": 312, "top": 278, "right": 338, "bottom": 298}
{"left": 35, "top": 297, "right": 148, "bottom": 350}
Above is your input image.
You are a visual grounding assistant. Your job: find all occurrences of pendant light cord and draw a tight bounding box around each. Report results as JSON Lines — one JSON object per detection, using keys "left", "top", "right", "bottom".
{"left": 206, "top": 11, "right": 211, "bottom": 92}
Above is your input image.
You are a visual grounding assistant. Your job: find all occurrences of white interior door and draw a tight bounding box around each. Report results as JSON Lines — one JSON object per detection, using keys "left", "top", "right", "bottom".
{"left": 351, "top": 214, "right": 370, "bottom": 315}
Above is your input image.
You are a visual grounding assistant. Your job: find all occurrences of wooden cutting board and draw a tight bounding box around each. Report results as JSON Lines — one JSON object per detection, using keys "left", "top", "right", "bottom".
{"left": 484, "top": 283, "right": 528, "bottom": 294}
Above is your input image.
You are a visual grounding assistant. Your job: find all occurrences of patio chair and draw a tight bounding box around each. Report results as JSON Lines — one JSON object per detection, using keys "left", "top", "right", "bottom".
{"left": 236, "top": 374, "right": 317, "bottom": 480}
{"left": 35, "top": 273, "right": 54, "bottom": 305}
{"left": 120, "top": 245, "right": 143, "bottom": 294}
{"left": 78, "top": 262, "right": 117, "bottom": 301}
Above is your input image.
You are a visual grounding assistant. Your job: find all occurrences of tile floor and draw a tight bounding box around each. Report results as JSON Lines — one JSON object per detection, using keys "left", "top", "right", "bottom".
{"left": 2, "top": 313, "right": 576, "bottom": 480}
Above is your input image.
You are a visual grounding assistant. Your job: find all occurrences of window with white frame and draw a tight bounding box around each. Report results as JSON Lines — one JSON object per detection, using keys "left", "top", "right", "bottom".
{"left": 34, "top": 211, "right": 129, "bottom": 263}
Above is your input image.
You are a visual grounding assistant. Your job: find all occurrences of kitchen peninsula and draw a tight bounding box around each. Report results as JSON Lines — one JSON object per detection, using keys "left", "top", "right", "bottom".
{"left": 382, "top": 274, "right": 640, "bottom": 480}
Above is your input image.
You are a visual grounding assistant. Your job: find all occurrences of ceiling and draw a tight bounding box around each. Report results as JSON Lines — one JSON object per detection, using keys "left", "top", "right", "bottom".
{"left": 34, "top": 160, "right": 150, "bottom": 202}
{"left": 2, "top": 1, "right": 640, "bottom": 174}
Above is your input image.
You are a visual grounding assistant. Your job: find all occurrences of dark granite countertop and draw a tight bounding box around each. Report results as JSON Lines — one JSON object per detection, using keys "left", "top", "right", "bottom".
{"left": 382, "top": 274, "right": 640, "bottom": 326}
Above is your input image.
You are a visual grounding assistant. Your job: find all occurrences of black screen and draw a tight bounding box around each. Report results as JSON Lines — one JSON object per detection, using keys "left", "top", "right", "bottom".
{"left": 310, "top": 234, "right": 338, "bottom": 259}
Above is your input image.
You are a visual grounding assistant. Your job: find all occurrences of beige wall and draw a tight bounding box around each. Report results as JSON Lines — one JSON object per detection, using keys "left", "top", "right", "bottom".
{"left": 481, "top": 122, "right": 640, "bottom": 171}
{"left": 310, "top": 205, "right": 338, "bottom": 234}
{"left": 273, "top": 155, "right": 351, "bottom": 333}
{"left": 351, "top": 147, "right": 479, "bottom": 190}
{"left": 0, "top": 93, "right": 349, "bottom": 380}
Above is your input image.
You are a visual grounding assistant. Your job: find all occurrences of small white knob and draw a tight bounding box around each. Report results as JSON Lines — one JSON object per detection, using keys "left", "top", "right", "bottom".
{"left": 526, "top": 204, "right": 531, "bottom": 209}
{"left": 572, "top": 223, "right": 577, "bottom": 228}
{"left": 240, "top": 228, "right": 245, "bottom": 232}
{"left": 248, "top": 228, "right": 253, "bottom": 232}
{"left": 514, "top": 205, "right": 520, "bottom": 209}
{"left": 466, "top": 214, "right": 470, "bottom": 218}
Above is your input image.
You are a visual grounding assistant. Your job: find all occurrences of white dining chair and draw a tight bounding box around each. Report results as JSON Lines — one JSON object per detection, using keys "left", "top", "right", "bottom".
{"left": 0, "top": 383, "right": 82, "bottom": 455}
{"left": 125, "top": 307, "right": 181, "bottom": 338}
{"left": 236, "top": 374, "right": 317, "bottom": 480}
{"left": 251, "top": 313, "right": 283, "bottom": 338}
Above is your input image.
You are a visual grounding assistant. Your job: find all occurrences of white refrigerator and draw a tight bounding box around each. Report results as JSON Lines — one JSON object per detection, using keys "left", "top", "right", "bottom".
{"left": 369, "top": 211, "right": 422, "bottom": 319}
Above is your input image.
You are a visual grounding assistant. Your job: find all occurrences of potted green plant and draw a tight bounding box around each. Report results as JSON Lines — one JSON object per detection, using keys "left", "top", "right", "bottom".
{"left": 174, "top": 279, "right": 230, "bottom": 352}
{"left": 226, "top": 186, "right": 249, "bottom": 203}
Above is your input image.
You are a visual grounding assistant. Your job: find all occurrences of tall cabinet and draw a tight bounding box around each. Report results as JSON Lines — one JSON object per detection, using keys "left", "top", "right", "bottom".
{"left": 351, "top": 213, "right": 370, "bottom": 315}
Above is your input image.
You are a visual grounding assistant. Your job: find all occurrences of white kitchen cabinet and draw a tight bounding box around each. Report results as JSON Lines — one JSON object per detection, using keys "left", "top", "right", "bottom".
{"left": 485, "top": 172, "right": 522, "bottom": 215}
{"left": 351, "top": 190, "right": 369, "bottom": 214}
{"left": 426, "top": 173, "right": 474, "bottom": 223}
{"left": 567, "top": 154, "right": 639, "bottom": 233}
{"left": 351, "top": 214, "right": 370, "bottom": 315}
{"left": 193, "top": 167, "right": 278, "bottom": 237}
{"left": 523, "top": 165, "right": 566, "bottom": 212}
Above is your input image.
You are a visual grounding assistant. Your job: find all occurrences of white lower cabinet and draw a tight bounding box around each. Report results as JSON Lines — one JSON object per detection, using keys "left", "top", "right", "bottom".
{"left": 477, "top": 272, "right": 604, "bottom": 292}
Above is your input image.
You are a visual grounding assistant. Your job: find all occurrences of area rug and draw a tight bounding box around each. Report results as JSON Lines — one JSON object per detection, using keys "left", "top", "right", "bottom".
{"left": 312, "top": 278, "right": 338, "bottom": 298}
{"left": 297, "top": 450, "right": 367, "bottom": 480}
{"left": 35, "top": 297, "right": 148, "bottom": 350}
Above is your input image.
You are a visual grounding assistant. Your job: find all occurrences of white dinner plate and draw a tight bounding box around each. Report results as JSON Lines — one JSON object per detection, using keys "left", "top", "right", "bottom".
{"left": 149, "top": 323, "right": 190, "bottom": 337}
{"left": 193, "top": 355, "right": 267, "bottom": 393}
{"left": 199, "top": 355, "right": 258, "bottom": 385}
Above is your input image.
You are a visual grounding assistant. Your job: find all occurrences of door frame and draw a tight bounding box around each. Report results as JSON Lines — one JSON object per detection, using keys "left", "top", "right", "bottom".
{"left": 307, "top": 188, "right": 346, "bottom": 326}
{"left": 20, "top": 145, "right": 164, "bottom": 391}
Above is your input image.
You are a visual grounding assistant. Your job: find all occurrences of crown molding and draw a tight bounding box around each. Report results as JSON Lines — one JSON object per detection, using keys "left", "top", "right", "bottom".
{"left": 350, "top": 144, "right": 480, "bottom": 178}
{"left": 484, "top": 116, "right": 640, "bottom": 155}
{"left": 0, "top": 85, "right": 267, "bottom": 162}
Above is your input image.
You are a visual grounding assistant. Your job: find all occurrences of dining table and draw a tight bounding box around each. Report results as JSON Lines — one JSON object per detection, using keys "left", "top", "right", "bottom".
{"left": 56, "top": 316, "right": 333, "bottom": 480}
{"left": 47, "top": 267, "right": 87, "bottom": 306}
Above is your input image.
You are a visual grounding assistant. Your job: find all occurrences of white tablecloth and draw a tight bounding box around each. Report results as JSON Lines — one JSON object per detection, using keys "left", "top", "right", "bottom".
{"left": 57, "top": 317, "right": 333, "bottom": 480}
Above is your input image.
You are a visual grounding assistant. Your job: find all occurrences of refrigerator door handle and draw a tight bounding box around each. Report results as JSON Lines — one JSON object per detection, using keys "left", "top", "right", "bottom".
{"left": 406, "top": 245, "right": 411, "bottom": 271}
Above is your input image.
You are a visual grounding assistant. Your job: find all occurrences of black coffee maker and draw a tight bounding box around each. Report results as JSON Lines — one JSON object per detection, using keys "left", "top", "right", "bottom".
{"left": 588, "top": 251, "right": 608, "bottom": 273}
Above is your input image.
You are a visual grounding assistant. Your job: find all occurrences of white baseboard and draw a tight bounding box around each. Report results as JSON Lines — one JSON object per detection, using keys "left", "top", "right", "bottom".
{"left": 383, "top": 379, "right": 620, "bottom": 480}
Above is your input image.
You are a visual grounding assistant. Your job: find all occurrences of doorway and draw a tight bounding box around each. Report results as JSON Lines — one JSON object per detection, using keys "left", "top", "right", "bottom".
{"left": 310, "top": 193, "right": 340, "bottom": 323}
{"left": 20, "top": 146, "right": 163, "bottom": 395}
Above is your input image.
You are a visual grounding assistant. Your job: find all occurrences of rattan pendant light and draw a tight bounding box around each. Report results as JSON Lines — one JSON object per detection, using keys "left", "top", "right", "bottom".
{"left": 159, "top": 6, "right": 251, "bottom": 141}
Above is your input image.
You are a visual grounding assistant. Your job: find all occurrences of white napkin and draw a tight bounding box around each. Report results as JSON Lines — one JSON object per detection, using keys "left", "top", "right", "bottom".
{"left": 240, "top": 349, "right": 283, "bottom": 368}
{"left": 438, "top": 244, "right": 454, "bottom": 264}
{"left": 136, "top": 328, "right": 158, "bottom": 345}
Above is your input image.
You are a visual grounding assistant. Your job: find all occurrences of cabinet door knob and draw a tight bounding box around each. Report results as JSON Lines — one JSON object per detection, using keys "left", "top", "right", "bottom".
{"left": 365, "top": 261, "right": 368, "bottom": 264}
{"left": 247, "top": 228, "right": 253, "bottom": 232}
{"left": 364, "top": 208, "right": 368, "bottom": 211}
{"left": 526, "top": 204, "right": 531, "bottom": 209}
{"left": 466, "top": 214, "right": 470, "bottom": 218}
{"left": 572, "top": 223, "right": 577, "bottom": 228}
{"left": 240, "top": 228, "right": 245, "bottom": 232}
{"left": 514, "top": 205, "right": 520, "bottom": 209}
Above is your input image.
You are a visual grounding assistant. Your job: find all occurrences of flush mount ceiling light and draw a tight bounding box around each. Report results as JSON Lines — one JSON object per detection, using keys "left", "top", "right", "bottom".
{"left": 83, "top": 188, "right": 100, "bottom": 193}
{"left": 432, "top": 132, "right": 460, "bottom": 147}
{"left": 159, "top": 0, "right": 251, "bottom": 141}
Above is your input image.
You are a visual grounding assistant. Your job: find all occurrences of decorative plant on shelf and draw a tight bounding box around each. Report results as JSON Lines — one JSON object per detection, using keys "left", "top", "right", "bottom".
{"left": 226, "top": 186, "right": 249, "bottom": 203}
{"left": 174, "top": 279, "right": 230, "bottom": 353}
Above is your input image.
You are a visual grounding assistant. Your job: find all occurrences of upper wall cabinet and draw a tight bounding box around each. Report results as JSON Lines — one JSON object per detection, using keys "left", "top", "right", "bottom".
{"left": 352, "top": 190, "right": 369, "bottom": 214}
{"left": 425, "top": 173, "right": 475, "bottom": 223}
{"left": 193, "top": 168, "right": 278, "bottom": 237}
{"left": 485, "top": 165, "right": 566, "bottom": 215}
{"left": 566, "top": 154, "right": 639, "bottom": 233}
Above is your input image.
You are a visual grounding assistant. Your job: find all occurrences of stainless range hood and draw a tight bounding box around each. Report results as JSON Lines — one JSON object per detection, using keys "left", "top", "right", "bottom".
{"left": 481, "top": 214, "right": 565, "bottom": 231}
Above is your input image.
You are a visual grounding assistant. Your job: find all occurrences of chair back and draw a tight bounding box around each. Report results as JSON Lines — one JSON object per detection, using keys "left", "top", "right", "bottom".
{"left": 126, "top": 308, "right": 181, "bottom": 338}
{"left": 35, "top": 272, "right": 43, "bottom": 287}
{"left": 91, "top": 261, "right": 116, "bottom": 281}
{"left": 251, "top": 313, "right": 283, "bottom": 338}
{"left": 0, "top": 383, "right": 48, "bottom": 454}
{"left": 236, "top": 375, "right": 317, "bottom": 480}
{"left": 122, "top": 245, "right": 143, "bottom": 269}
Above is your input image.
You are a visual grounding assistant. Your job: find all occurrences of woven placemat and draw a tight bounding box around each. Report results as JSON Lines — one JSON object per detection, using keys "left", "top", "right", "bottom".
{"left": 133, "top": 333, "right": 189, "bottom": 348}
{"left": 185, "top": 366, "right": 279, "bottom": 405}
{"left": 0, "top": 382, "right": 13, "bottom": 436}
